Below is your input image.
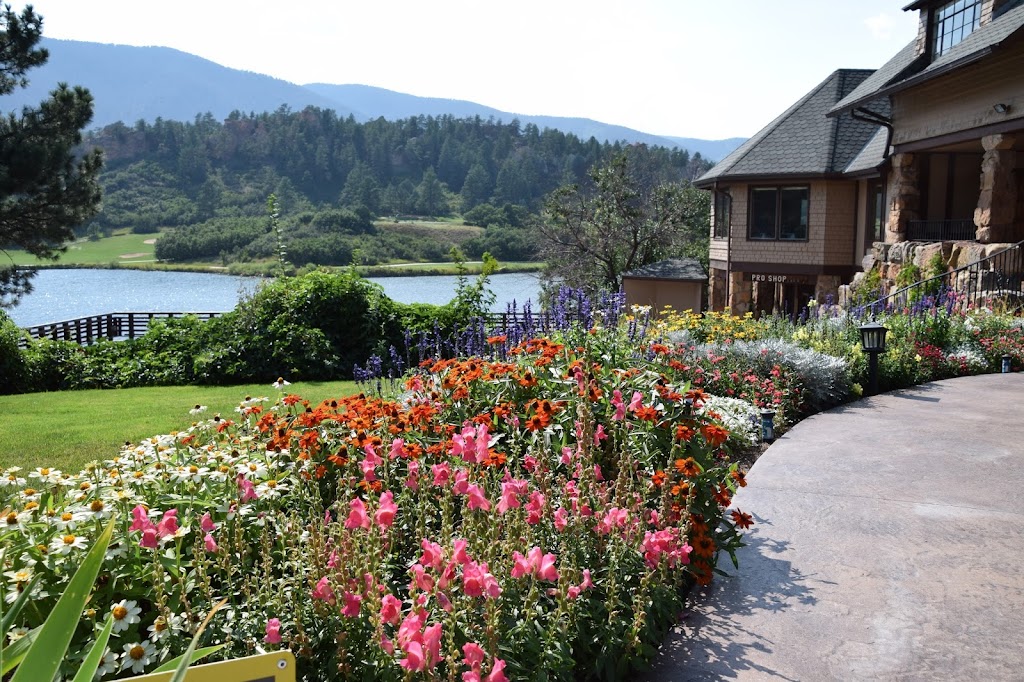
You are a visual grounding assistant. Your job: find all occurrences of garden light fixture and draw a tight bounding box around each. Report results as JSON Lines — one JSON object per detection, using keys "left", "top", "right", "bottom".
{"left": 760, "top": 409, "right": 776, "bottom": 443}
{"left": 1002, "top": 354, "right": 1012, "bottom": 373}
{"left": 859, "top": 321, "right": 888, "bottom": 396}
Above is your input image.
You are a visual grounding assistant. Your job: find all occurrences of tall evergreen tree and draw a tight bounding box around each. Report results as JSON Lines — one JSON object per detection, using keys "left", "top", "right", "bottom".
{"left": 0, "top": 5, "right": 102, "bottom": 307}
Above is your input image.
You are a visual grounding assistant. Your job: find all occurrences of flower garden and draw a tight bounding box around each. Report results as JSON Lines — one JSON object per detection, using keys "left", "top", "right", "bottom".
{"left": 1, "top": 282, "right": 1022, "bottom": 680}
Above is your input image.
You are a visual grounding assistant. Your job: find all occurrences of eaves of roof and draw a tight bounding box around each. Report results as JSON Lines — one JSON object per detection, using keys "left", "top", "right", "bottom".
{"left": 830, "top": 4, "right": 1024, "bottom": 116}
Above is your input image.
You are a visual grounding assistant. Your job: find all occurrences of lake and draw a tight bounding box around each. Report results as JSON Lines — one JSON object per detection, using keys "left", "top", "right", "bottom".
{"left": 6, "top": 269, "right": 544, "bottom": 328}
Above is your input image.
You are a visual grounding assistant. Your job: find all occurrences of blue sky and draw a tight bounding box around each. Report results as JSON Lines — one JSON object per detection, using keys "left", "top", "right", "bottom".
{"left": 36, "top": 0, "right": 919, "bottom": 140}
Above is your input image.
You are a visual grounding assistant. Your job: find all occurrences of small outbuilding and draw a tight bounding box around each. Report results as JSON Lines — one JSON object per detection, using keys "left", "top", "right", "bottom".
{"left": 621, "top": 258, "right": 707, "bottom": 313}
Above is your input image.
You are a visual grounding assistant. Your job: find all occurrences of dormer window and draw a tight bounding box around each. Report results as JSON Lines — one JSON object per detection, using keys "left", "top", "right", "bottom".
{"left": 932, "top": 0, "right": 982, "bottom": 57}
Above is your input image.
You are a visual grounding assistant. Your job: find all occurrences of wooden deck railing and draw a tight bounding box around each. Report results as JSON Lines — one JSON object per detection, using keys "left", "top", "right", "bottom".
{"left": 19, "top": 312, "right": 224, "bottom": 347}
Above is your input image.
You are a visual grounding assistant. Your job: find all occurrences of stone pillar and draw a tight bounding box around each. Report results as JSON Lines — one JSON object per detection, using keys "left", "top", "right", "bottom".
{"left": 975, "top": 133, "right": 1018, "bottom": 244}
{"left": 885, "top": 153, "right": 919, "bottom": 243}
{"left": 814, "top": 275, "right": 842, "bottom": 305}
{"left": 728, "top": 271, "right": 751, "bottom": 315}
{"left": 708, "top": 268, "right": 728, "bottom": 311}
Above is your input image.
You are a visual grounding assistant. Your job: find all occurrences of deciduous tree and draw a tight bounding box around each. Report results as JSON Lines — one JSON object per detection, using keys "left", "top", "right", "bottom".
{"left": 0, "top": 4, "right": 102, "bottom": 308}
{"left": 538, "top": 149, "right": 709, "bottom": 293}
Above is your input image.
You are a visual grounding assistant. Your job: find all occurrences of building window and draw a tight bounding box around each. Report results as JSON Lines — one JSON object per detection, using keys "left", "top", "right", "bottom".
{"left": 748, "top": 186, "right": 809, "bottom": 241}
{"left": 932, "top": 0, "right": 981, "bottom": 58}
{"left": 713, "top": 191, "right": 731, "bottom": 239}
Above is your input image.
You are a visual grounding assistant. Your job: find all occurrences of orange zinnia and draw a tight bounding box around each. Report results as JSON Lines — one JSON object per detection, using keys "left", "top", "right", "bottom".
{"left": 674, "top": 457, "right": 701, "bottom": 478}
{"left": 730, "top": 510, "right": 754, "bottom": 529}
{"left": 700, "top": 424, "right": 730, "bottom": 449}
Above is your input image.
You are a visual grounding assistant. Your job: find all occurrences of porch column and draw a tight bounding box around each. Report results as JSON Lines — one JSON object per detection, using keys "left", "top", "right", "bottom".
{"left": 974, "top": 133, "right": 1018, "bottom": 244}
{"left": 728, "top": 271, "right": 752, "bottom": 315}
{"left": 885, "top": 153, "right": 919, "bottom": 243}
{"left": 708, "top": 267, "right": 728, "bottom": 311}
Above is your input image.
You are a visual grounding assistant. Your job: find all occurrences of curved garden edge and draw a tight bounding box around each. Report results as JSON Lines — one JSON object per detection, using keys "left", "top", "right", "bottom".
{"left": 640, "top": 372, "right": 1024, "bottom": 681}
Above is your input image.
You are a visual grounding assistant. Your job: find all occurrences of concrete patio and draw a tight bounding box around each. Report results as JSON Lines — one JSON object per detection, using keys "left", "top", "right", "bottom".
{"left": 640, "top": 373, "right": 1024, "bottom": 681}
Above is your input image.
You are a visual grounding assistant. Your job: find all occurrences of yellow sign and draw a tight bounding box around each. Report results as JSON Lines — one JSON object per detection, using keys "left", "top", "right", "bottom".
{"left": 124, "top": 651, "right": 296, "bottom": 682}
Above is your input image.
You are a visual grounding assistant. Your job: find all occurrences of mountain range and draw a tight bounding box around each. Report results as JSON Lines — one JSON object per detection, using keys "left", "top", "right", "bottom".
{"left": 4, "top": 39, "right": 745, "bottom": 161}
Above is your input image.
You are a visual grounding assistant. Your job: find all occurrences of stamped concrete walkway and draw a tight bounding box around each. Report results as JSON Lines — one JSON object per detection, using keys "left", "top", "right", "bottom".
{"left": 640, "top": 373, "right": 1024, "bottom": 681}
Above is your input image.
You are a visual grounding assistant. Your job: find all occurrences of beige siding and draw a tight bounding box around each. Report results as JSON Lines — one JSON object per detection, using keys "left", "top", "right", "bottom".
{"left": 622, "top": 279, "right": 703, "bottom": 313}
{"left": 855, "top": 180, "right": 869, "bottom": 261}
{"left": 712, "top": 180, "right": 860, "bottom": 269}
{"left": 892, "top": 44, "right": 1024, "bottom": 146}
{"left": 822, "top": 181, "right": 857, "bottom": 266}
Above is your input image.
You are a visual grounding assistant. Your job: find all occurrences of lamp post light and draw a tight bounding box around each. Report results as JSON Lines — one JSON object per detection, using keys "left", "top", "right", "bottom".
{"left": 1002, "top": 354, "right": 1012, "bottom": 373}
{"left": 859, "top": 321, "right": 889, "bottom": 397}
{"left": 760, "top": 409, "right": 776, "bottom": 443}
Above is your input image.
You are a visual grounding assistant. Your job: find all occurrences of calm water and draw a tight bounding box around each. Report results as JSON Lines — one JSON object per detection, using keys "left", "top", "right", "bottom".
{"left": 7, "top": 269, "right": 543, "bottom": 328}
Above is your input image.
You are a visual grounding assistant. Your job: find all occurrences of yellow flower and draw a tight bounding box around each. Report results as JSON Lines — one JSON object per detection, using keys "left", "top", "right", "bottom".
{"left": 914, "top": 354, "right": 922, "bottom": 362}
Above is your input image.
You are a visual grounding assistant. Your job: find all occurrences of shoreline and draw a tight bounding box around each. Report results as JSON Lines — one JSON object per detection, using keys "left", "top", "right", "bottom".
{"left": 21, "top": 261, "right": 544, "bottom": 278}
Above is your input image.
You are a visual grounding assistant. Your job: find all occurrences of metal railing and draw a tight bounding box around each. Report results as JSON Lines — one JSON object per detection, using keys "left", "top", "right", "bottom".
{"left": 19, "top": 311, "right": 224, "bottom": 348}
{"left": 862, "top": 239, "right": 1024, "bottom": 313}
{"left": 906, "top": 218, "right": 976, "bottom": 242}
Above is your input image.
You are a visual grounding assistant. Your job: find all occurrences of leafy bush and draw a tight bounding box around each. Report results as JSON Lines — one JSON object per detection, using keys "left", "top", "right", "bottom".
{"left": 0, "top": 311, "right": 29, "bottom": 394}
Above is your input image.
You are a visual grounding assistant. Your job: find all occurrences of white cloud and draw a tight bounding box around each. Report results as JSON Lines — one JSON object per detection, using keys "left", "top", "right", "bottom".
{"left": 865, "top": 13, "right": 897, "bottom": 40}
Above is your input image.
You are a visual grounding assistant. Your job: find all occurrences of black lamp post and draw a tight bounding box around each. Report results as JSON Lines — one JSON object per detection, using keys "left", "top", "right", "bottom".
{"left": 859, "top": 321, "right": 888, "bottom": 397}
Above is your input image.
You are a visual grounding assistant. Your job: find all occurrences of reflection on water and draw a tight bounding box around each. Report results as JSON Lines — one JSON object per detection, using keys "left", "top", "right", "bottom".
{"left": 7, "top": 269, "right": 543, "bottom": 328}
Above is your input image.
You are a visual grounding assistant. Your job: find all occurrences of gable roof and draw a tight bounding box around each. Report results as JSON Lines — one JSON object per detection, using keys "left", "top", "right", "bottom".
{"left": 694, "top": 69, "right": 882, "bottom": 187}
{"left": 621, "top": 258, "right": 706, "bottom": 282}
{"left": 830, "top": 3, "right": 1024, "bottom": 116}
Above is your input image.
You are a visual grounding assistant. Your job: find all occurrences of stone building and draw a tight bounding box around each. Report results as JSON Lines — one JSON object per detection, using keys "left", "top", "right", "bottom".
{"left": 697, "top": 0, "right": 1024, "bottom": 314}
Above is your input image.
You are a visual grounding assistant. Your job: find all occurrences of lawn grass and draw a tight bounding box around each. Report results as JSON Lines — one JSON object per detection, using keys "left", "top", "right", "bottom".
{"left": 6, "top": 230, "right": 161, "bottom": 265}
{"left": 0, "top": 380, "right": 358, "bottom": 472}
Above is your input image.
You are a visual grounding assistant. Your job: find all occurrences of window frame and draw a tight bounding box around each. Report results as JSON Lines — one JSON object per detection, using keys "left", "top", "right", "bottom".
{"left": 931, "top": 0, "right": 982, "bottom": 58}
{"left": 746, "top": 185, "right": 810, "bottom": 242}
{"left": 713, "top": 190, "right": 731, "bottom": 240}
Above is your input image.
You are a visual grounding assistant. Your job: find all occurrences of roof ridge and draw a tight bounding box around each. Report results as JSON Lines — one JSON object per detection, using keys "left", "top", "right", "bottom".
{"left": 696, "top": 69, "right": 849, "bottom": 184}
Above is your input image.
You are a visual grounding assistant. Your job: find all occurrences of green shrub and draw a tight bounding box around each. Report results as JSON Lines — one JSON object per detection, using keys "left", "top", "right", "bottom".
{"left": 22, "top": 339, "right": 87, "bottom": 391}
{"left": 0, "top": 311, "right": 29, "bottom": 394}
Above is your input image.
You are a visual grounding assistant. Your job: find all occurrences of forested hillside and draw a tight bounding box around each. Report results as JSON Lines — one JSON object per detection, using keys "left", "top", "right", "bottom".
{"left": 83, "top": 108, "right": 713, "bottom": 267}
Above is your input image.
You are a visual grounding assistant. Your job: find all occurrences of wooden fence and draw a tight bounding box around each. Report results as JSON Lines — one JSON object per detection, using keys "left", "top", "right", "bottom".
{"left": 19, "top": 312, "right": 224, "bottom": 347}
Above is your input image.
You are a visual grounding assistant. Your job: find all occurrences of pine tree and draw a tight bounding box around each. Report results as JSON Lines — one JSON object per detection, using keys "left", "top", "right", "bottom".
{"left": 0, "top": 5, "right": 103, "bottom": 308}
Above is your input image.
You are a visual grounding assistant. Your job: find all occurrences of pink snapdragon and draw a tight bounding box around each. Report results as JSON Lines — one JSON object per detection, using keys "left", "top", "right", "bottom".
{"left": 374, "top": 491, "right": 398, "bottom": 528}
{"left": 345, "top": 498, "right": 371, "bottom": 530}
{"left": 380, "top": 594, "right": 402, "bottom": 624}
{"left": 264, "top": 618, "right": 282, "bottom": 644}
{"left": 311, "top": 577, "right": 335, "bottom": 603}
{"left": 129, "top": 505, "right": 153, "bottom": 532}
{"left": 510, "top": 547, "right": 559, "bottom": 582}
{"left": 431, "top": 462, "right": 451, "bottom": 487}
{"left": 611, "top": 389, "right": 626, "bottom": 420}
{"left": 642, "top": 529, "right": 693, "bottom": 568}
{"left": 525, "top": 491, "right": 546, "bottom": 525}
{"left": 203, "top": 533, "right": 218, "bottom": 553}
{"left": 156, "top": 509, "right": 179, "bottom": 538}
{"left": 341, "top": 591, "right": 362, "bottom": 617}
{"left": 462, "top": 560, "right": 502, "bottom": 598}
{"left": 237, "top": 475, "right": 259, "bottom": 502}
{"left": 465, "top": 484, "right": 491, "bottom": 511}
{"left": 200, "top": 512, "right": 216, "bottom": 533}
{"left": 452, "top": 423, "right": 490, "bottom": 464}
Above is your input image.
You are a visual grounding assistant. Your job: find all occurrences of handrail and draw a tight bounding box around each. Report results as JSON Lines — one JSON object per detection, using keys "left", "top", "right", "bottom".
{"left": 861, "top": 239, "right": 1024, "bottom": 313}
{"left": 18, "top": 311, "right": 225, "bottom": 348}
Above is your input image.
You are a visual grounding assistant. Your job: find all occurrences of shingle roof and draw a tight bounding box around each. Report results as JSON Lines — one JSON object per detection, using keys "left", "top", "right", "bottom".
{"left": 622, "top": 258, "right": 706, "bottom": 281}
{"left": 844, "top": 126, "right": 889, "bottom": 174}
{"left": 830, "top": 4, "right": 1024, "bottom": 115}
{"left": 694, "top": 70, "right": 881, "bottom": 187}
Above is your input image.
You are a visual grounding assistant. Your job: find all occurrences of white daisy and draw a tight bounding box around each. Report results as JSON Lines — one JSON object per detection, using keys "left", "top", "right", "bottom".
{"left": 146, "top": 613, "right": 182, "bottom": 641}
{"left": 96, "top": 648, "right": 119, "bottom": 677}
{"left": 189, "top": 404, "right": 208, "bottom": 415}
{"left": 6, "top": 626, "right": 29, "bottom": 642}
{"left": 49, "top": 533, "right": 89, "bottom": 555}
{"left": 120, "top": 640, "right": 156, "bottom": 674}
{"left": 272, "top": 377, "right": 291, "bottom": 389}
{"left": 110, "top": 599, "right": 142, "bottom": 633}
